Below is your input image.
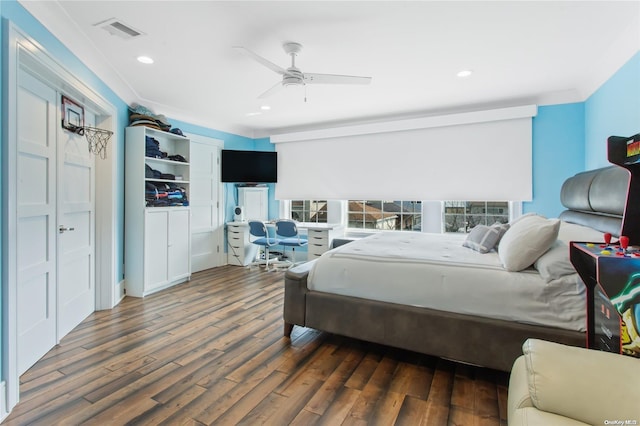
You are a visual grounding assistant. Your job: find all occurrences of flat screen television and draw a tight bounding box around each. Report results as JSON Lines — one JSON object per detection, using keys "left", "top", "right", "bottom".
{"left": 221, "top": 149, "right": 278, "bottom": 183}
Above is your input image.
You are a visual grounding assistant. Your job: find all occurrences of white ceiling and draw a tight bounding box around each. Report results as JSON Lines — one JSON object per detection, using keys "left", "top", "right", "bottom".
{"left": 20, "top": 1, "right": 640, "bottom": 138}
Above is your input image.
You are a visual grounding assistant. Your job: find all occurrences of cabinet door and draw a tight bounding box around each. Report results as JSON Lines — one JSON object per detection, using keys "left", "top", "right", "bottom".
{"left": 168, "top": 209, "right": 191, "bottom": 280}
{"left": 240, "top": 188, "right": 268, "bottom": 221}
{"left": 145, "top": 210, "right": 169, "bottom": 290}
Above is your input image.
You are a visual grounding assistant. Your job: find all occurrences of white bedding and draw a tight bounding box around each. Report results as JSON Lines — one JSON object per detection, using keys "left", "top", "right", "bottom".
{"left": 308, "top": 227, "right": 591, "bottom": 332}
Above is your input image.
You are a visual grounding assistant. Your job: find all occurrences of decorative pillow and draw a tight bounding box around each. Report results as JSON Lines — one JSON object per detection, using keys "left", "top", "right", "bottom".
{"left": 498, "top": 215, "right": 561, "bottom": 271}
{"left": 463, "top": 225, "right": 501, "bottom": 253}
{"left": 491, "top": 222, "right": 510, "bottom": 244}
{"left": 534, "top": 240, "right": 575, "bottom": 282}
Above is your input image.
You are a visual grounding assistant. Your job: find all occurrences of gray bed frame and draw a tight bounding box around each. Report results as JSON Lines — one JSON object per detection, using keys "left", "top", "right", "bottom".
{"left": 283, "top": 166, "right": 630, "bottom": 372}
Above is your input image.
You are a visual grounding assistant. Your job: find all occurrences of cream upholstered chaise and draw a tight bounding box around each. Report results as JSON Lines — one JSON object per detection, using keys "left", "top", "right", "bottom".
{"left": 508, "top": 338, "right": 640, "bottom": 425}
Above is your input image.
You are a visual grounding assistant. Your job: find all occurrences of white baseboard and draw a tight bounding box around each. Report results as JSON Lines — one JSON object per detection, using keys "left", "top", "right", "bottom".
{"left": 117, "top": 279, "right": 126, "bottom": 304}
{"left": 1, "top": 380, "right": 8, "bottom": 422}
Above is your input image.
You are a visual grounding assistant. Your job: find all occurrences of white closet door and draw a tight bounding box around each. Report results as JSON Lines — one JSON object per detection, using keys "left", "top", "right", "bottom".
{"left": 16, "top": 70, "right": 57, "bottom": 374}
{"left": 190, "top": 136, "right": 223, "bottom": 272}
{"left": 57, "top": 111, "right": 96, "bottom": 338}
{"left": 16, "top": 69, "right": 97, "bottom": 374}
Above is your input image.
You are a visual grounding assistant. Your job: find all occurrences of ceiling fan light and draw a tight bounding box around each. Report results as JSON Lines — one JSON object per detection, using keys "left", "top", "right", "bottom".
{"left": 283, "top": 74, "right": 303, "bottom": 87}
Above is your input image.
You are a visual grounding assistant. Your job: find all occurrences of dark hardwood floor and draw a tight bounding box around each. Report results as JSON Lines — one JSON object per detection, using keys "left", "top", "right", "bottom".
{"left": 4, "top": 265, "right": 510, "bottom": 425}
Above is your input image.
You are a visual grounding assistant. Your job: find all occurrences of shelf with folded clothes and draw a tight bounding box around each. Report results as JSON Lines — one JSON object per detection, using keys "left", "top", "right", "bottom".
{"left": 144, "top": 129, "right": 189, "bottom": 163}
{"left": 145, "top": 181, "right": 189, "bottom": 208}
{"left": 125, "top": 122, "right": 192, "bottom": 296}
{"left": 145, "top": 156, "right": 191, "bottom": 166}
{"left": 145, "top": 161, "right": 189, "bottom": 184}
{"left": 145, "top": 178, "right": 190, "bottom": 184}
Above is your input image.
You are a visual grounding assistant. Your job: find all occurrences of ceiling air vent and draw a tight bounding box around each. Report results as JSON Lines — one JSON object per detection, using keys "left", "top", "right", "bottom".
{"left": 94, "top": 18, "right": 145, "bottom": 40}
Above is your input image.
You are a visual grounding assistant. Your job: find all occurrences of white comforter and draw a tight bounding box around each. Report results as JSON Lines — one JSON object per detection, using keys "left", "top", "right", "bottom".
{"left": 308, "top": 231, "right": 587, "bottom": 332}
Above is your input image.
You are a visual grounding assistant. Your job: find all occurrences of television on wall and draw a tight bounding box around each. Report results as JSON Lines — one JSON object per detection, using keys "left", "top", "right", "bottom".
{"left": 221, "top": 149, "right": 278, "bottom": 183}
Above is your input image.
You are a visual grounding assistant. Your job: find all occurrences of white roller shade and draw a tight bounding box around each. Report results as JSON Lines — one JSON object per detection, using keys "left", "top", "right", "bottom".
{"left": 274, "top": 106, "right": 535, "bottom": 201}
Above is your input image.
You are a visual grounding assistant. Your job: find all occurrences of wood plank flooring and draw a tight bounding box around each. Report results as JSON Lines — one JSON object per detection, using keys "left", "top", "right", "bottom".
{"left": 4, "top": 265, "right": 510, "bottom": 425}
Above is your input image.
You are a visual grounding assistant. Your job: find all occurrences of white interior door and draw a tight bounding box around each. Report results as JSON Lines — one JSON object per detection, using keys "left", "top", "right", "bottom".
{"left": 16, "top": 70, "right": 58, "bottom": 375}
{"left": 57, "top": 111, "right": 96, "bottom": 338}
{"left": 190, "top": 136, "right": 223, "bottom": 272}
{"left": 16, "top": 68, "right": 96, "bottom": 374}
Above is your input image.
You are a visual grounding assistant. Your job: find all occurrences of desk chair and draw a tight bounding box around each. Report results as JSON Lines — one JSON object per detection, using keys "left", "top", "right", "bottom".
{"left": 248, "top": 220, "right": 281, "bottom": 270}
{"left": 275, "top": 219, "right": 308, "bottom": 268}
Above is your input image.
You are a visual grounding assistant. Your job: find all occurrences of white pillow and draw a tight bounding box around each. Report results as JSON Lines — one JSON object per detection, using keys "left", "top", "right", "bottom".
{"left": 509, "top": 212, "right": 542, "bottom": 226}
{"left": 499, "top": 215, "right": 561, "bottom": 271}
{"left": 534, "top": 240, "right": 576, "bottom": 282}
{"left": 557, "top": 221, "right": 606, "bottom": 244}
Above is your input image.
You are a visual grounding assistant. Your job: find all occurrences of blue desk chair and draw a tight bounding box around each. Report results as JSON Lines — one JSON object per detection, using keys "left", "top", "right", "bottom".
{"left": 248, "top": 220, "right": 281, "bottom": 270}
{"left": 275, "top": 219, "right": 308, "bottom": 268}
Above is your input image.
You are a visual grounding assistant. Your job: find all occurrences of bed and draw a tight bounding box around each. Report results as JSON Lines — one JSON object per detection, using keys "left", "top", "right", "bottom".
{"left": 283, "top": 166, "right": 630, "bottom": 372}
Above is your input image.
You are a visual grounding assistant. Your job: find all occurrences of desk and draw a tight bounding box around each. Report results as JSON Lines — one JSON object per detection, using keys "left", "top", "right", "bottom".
{"left": 226, "top": 222, "right": 344, "bottom": 265}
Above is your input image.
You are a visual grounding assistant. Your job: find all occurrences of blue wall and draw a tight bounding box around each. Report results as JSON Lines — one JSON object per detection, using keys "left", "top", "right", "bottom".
{"left": 524, "top": 50, "right": 639, "bottom": 217}
{"left": 524, "top": 103, "right": 585, "bottom": 217}
{"left": 584, "top": 51, "right": 640, "bottom": 169}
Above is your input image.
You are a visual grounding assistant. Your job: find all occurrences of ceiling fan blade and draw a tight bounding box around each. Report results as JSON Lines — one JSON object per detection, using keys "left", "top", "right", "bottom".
{"left": 233, "top": 46, "right": 292, "bottom": 76}
{"left": 304, "top": 73, "right": 372, "bottom": 85}
{"left": 258, "top": 81, "right": 284, "bottom": 99}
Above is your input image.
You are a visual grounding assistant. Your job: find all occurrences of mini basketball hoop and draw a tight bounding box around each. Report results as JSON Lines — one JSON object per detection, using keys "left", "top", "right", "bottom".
{"left": 83, "top": 126, "right": 113, "bottom": 159}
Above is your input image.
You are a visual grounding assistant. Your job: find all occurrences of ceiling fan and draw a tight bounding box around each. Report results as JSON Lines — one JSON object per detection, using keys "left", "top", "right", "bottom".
{"left": 233, "top": 42, "right": 372, "bottom": 99}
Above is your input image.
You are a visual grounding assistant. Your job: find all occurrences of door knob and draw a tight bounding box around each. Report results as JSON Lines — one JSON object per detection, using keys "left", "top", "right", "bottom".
{"left": 59, "top": 225, "right": 75, "bottom": 233}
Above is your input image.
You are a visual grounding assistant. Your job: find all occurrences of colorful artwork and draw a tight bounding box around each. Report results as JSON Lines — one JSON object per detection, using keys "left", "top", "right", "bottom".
{"left": 609, "top": 271, "right": 640, "bottom": 357}
{"left": 627, "top": 139, "right": 640, "bottom": 158}
{"left": 594, "top": 252, "right": 640, "bottom": 358}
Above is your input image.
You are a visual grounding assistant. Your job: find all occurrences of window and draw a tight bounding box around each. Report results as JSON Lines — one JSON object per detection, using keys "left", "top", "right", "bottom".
{"left": 443, "top": 201, "right": 509, "bottom": 233}
{"left": 290, "top": 200, "right": 327, "bottom": 223}
{"left": 347, "top": 200, "right": 421, "bottom": 231}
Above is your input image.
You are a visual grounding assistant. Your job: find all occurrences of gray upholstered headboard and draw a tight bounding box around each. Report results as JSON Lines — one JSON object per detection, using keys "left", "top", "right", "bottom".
{"left": 559, "top": 166, "right": 629, "bottom": 236}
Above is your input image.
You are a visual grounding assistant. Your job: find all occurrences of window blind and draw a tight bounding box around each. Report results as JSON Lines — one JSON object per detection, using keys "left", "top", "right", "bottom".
{"left": 273, "top": 106, "right": 535, "bottom": 201}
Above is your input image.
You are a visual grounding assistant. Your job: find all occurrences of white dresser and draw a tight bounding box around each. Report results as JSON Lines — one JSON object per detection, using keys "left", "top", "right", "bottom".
{"left": 226, "top": 222, "right": 259, "bottom": 266}
{"left": 305, "top": 223, "right": 344, "bottom": 260}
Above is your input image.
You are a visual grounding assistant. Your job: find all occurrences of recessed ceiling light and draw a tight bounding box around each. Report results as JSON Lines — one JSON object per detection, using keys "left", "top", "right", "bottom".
{"left": 260, "top": 105, "right": 271, "bottom": 111}
{"left": 457, "top": 69, "right": 473, "bottom": 78}
{"left": 246, "top": 112, "right": 262, "bottom": 117}
{"left": 137, "top": 56, "right": 154, "bottom": 64}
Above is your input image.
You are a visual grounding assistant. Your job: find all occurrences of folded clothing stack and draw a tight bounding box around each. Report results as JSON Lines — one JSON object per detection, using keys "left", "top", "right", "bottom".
{"left": 145, "top": 164, "right": 176, "bottom": 180}
{"left": 145, "top": 136, "right": 166, "bottom": 158}
{"left": 145, "top": 182, "right": 189, "bottom": 207}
